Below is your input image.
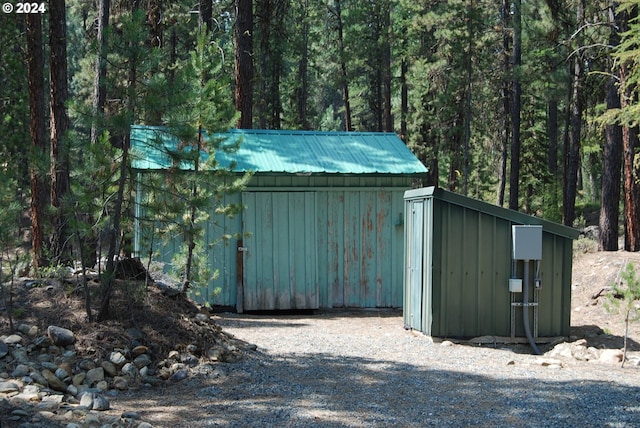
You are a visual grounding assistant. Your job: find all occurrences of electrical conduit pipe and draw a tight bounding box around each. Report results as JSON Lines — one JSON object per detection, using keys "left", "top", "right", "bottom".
{"left": 523, "top": 259, "right": 541, "bottom": 355}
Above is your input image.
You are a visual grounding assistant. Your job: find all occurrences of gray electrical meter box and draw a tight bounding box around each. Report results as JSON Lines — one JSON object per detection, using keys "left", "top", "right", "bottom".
{"left": 512, "top": 225, "right": 543, "bottom": 260}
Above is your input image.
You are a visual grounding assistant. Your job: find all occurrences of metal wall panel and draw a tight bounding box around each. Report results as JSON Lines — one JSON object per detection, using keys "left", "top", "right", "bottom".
{"left": 318, "top": 188, "right": 405, "bottom": 308}
{"left": 404, "top": 187, "right": 576, "bottom": 339}
{"left": 241, "top": 192, "right": 319, "bottom": 310}
{"left": 136, "top": 174, "right": 412, "bottom": 309}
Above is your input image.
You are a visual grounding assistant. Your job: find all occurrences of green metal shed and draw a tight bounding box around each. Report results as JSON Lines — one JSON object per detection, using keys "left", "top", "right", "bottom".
{"left": 403, "top": 186, "right": 579, "bottom": 340}
{"left": 131, "top": 126, "right": 428, "bottom": 311}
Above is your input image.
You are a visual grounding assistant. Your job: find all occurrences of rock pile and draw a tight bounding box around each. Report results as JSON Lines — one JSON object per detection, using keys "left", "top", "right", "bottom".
{"left": 0, "top": 313, "right": 249, "bottom": 428}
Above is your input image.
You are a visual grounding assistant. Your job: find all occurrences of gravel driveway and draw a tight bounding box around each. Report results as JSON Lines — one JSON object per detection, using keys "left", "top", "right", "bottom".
{"left": 185, "top": 309, "right": 640, "bottom": 428}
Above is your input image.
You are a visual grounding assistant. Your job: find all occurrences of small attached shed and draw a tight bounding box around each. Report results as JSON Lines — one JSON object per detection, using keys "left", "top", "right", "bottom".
{"left": 403, "top": 187, "right": 579, "bottom": 340}
{"left": 132, "top": 126, "right": 428, "bottom": 311}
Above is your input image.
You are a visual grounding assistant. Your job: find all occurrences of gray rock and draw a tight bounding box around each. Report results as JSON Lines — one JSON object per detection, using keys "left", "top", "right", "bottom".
{"left": 11, "top": 348, "right": 29, "bottom": 363}
{"left": 113, "top": 376, "right": 129, "bottom": 391}
{"left": 133, "top": 353, "right": 152, "bottom": 369}
{"left": 47, "top": 326, "right": 75, "bottom": 346}
{"left": 141, "top": 374, "right": 162, "bottom": 386}
{"left": 85, "top": 367, "right": 105, "bottom": 385}
{"left": 72, "top": 372, "right": 86, "bottom": 386}
{"left": 599, "top": 349, "right": 623, "bottom": 364}
{"left": 42, "top": 369, "right": 67, "bottom": 392}
{"left": 66, "top": 384, "right": 78, "bottom": 396}
{"left": 121, "top": 362, "right": 139, "bottom": 379}
{"left": 169, "top": 368, "right": 189, "bottom": 382}
{"left": 17, "top": 324, "right": 38, "bottom": 337}
{"left": 32, "top": 335, "right": 52, "bottom": 349}
{"left": 4, "top": 334, "right": 23, "bottom": 344}
{"left": 92, "top": 393, "right": 110, "bottom": 411}
{"left": 101, "top": 360, "right": 117, "bottom": 377}
{"left": 0, "top": 341, "right": 8, "bottom": 358}
{"left": 110, "top": 351, "right": 127, "bottom": 366}
{"left": 0, "top": 380, "right": 20, "bottom": 393}
{"left": 78, "top": 359, "right": 96, "bottom": 371}
{"left": 79, "top": 391, "right": 95, "bottom": 408}
{"left": 29, "top": 371, "right": 48, "bottom": 386}
{"left": 40, "top": 361, "right": 58, "bottom": 371}
{"left": 36, "top": 353, "right": 52, "bottom": 363}
{"left": 122, "top": 411, "right": 142, "bottom": 420}
{"left": 54, "top": 367, "right": 70, "bottom": 380}
{"left": 11, "top": 364, "right": 30, "bottom": 377}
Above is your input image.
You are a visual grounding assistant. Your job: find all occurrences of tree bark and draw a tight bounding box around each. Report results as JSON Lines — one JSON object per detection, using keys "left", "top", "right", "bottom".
{"left": 335, "top": 0, "right": 352, "bottom": 131}
{"left": 508, "top": 0, "right": 521, "bottom": 210}
{"left": 49, "top": 0, "right": 71, "bottom": 265}
{"left": 199, "top": 0, "right": 213, "bottom": 33}
{"left": 497, "top": 0, "right": 510, "bottom": 207}
{"left": 91, "top": 0, "right": 110, "bottom": 144}
{"left": 563, "top": 0, "right": 585, "bottom": 227}
{"left": 235, "top": 0, "right": 253, "bottom": 129}
{"left": 382, "top": 1, "right": 392, "bottom": 132}
{"left": 400, "top": 58, "right": 408, "bottom": 141}
{"left": 600, "top": 6, "right": 623, "bottom": 251}
{"left": 622, "top": 123, "right": 640, "bottom": 251}
{"left": 26, "top": 13, "right": 48, "bottom": 270}
{"left": 296, "top": 0, "right": 309, "bottom": 129}
{"left": 600, "top": 75, "right": 622, "bottom": 250}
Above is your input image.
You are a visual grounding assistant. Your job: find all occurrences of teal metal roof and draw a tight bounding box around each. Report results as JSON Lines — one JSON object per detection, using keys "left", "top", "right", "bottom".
{"left": 130, "top": 125, "right": 428, "bottom": 175}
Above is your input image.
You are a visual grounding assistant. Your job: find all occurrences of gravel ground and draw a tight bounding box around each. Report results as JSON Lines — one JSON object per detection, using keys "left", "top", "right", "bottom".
{"left": 154, "top": 309, "right": 640, "bottom": 428}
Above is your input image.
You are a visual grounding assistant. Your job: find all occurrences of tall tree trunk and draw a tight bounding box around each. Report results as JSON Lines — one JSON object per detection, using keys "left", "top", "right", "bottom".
{"left": 382, "top": 1, "right": 392, "bottom": 132}
{"left": 497, "top": 0, "right": 510, "bottom": 207}
{"left": 508, "top": 0, "right": 522, "bottom": 210}
{"left": 149, "top": 0, "right": 162, "bottom": 48}
{"left": 257, "top": 0, "right": 271, "bottom": 128}
{"left": 400, "top": 58, "right": 408, "bottom": 141}
{"left": 622, "top": 124, "right": 640, "bottom": 251}
{"left": 600, "top": 76, "right": 622, "bottom": 250}
{"left": 463, "top": 0, "right": 473, "bottom": 196}
{"left": 600, "top": 5, "right": 623, "bottom": 251}
{"left": 335, "top": 0, "right": 352, "bottom": 131}
{"left": 616, "top": 5, "right": 640, "bottom": 251}
{"left": 548, "top": 98, "right": 558, "bottom": 176}
{"left": 26, "top": 13, "right": 48, "bottom": 270}
{"left": 563, "top": 0, "right": 585, "bottom": 227}
{"left": 98, "top": 6, "right": 138, "bottom": 321}
{"left": 85, "top": 0, "right": 110, "bottom": 269}
{"left": 235, "top": 0, "right": 253, "bottom": 129}
{"left": 49, "top": 0, "right": 71, "bottom": 265}
{"left": 91, "top": 0, "right": 110, "bottom": 144}
{"left": 296, "top": 0, "right": 310, "bottom": 129}
{"left": 199, "top": 0, "right": 213, "bottom": 33}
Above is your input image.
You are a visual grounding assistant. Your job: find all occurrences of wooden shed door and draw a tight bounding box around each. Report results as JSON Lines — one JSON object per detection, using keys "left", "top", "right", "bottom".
{"left": 241, "top": 192, "right": 319, "bottom": 310}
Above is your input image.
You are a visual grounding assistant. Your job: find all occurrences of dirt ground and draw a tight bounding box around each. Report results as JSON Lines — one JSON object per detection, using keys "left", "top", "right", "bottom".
{"left": 569, "top": 248, "right": 640, "bottom": 351}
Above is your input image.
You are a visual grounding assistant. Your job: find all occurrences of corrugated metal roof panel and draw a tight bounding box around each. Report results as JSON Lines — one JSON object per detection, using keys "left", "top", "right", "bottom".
{"left": 130, "top": 126, "right": 428, "bottom": 175}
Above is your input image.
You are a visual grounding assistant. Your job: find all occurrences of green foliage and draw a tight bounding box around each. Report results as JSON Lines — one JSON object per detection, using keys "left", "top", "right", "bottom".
{"left": 135, "top": 29, "right": 251, "bottom": 301}
{"left": 606, "top": 262, "right": 640, "bottom": 367}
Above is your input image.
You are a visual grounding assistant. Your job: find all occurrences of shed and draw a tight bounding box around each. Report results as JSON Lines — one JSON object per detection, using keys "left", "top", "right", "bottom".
{"left": 131, "top": 126, "right": 428, "bottom": 311}
{"left": 403, "top": 186, "right": 579, "bottom": 340}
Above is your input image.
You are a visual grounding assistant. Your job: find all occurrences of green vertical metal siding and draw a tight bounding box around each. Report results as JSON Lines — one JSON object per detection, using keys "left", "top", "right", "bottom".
{"left": 135, "top": 174, "right": 411, "bottom": 310}
{"left": 317, "top": 188, "right": 405, "bottom": 308}
{"left": 404, "top": 187, "right": 578, "bottom": 339}
{"left": 242, "top": 192, "right": 319, "bottom": 310}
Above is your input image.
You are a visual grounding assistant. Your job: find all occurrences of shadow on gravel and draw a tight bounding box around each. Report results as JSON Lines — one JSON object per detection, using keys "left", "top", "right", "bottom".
{"left": 116, "top": 350, "right": 640, "bottom": 427}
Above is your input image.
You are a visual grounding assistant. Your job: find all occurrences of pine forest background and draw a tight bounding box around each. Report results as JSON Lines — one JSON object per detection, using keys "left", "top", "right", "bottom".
{"left": 2, "top": 0, "right": 640, "bottom": 317}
